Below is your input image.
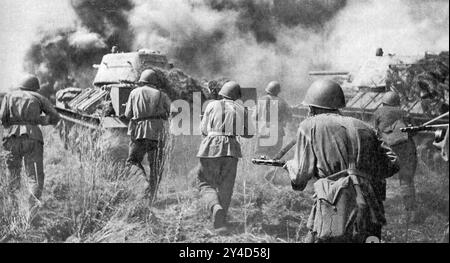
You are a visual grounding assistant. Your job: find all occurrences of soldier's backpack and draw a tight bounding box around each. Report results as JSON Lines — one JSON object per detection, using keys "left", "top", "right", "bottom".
{"left": 307, "top": 122, "right": 383, "bottom": 243}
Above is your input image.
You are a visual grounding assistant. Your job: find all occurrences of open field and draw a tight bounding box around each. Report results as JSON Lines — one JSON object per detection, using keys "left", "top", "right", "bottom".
{"left": 0, "top": 126, "right": 448, "bottom": 243}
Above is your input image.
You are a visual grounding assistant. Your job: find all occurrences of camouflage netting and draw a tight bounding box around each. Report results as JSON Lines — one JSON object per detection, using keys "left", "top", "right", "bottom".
{"left": 147, "top": 68, "right": 230, "bottom": 103}
{"left": 388, "top": 51, "right": 449, "bottom": 117}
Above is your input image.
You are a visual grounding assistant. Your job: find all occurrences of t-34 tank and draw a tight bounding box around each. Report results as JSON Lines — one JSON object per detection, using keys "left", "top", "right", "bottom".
{"left": 55, "top": 48, "right": 174, "bottom": 161}
{"left": 55, "top": 48, "right": 257, "bottom": 162}
{"left": 293, "top": 50, "right": 449, "bottom": 174}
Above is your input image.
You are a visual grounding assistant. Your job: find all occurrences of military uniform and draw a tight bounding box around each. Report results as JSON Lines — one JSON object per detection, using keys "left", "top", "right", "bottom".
{"left": 124, "top": 84, "right": 171, "bottom": 200}
{"left": 373, "top": 105, "right": 418, "bottom": 211}
{"left": 254, "top": 94, "right": 292, "bottom": 157}
{"left": 285, "top": 114, "right": 399, "bottom": 242}
{"left": 0, "top": 85, "right": 60, "bottom": 200}
{"left": 284, "top": 80, "right": 398, "bottom": 243}
{"left": 197, "top": 82, "right": 253, "bottom": 230}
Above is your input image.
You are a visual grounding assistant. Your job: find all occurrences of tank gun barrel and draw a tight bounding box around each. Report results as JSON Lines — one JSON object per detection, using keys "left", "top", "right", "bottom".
{"left": 309, "top": 71, "right": 350, "bottom": 76}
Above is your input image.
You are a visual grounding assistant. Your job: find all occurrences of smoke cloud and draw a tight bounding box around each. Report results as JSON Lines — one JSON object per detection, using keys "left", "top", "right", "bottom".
{"left": 0, "top": 0, "right": 75, "bottom": 91}
{"left": 131, "top": 0, "right": 449, "bottom": 103}
{"left": 1, "top": 0, "right": 448, "bottom": 105}
{"left": 22, "top": 0, "right": 135, "bottom": 97}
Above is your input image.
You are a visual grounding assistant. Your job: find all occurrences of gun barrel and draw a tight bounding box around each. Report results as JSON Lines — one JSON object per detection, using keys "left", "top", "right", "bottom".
{"left": 309, "top": 71, "right": 350, "bottom": 76}
{"left": 401, "top": 124, "right": 449, "bottom": 133}
{"left": 251, "top": 159, "right": 286, "bottom": 167}
{"left": 273, "top": 139, "right": 296, "bottom": 160}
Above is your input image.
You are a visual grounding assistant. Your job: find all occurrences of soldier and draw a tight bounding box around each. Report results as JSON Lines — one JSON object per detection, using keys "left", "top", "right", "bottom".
{"left": 0, "top": 74, "right": 60, "bottom": 208}
{"left": 373, "top": 91, "right": 418, "bottom": 218}
{"left": 376, "top": 47, "right": 384, "bottom": 57}
{"left": 284, "top": 80, "right": 399, "bottom": 243}
{"left": 254, "top": 81, "right": 293, "bottom": 158}
{"left": 123, "top": 69, "right": 172, "bottom": 202}
{"left": 196, "top": 81, "right": 254, "bottom": 233}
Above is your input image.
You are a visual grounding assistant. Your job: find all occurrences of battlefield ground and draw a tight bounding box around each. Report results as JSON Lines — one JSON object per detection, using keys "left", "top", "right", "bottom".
{"left": 0, "top": 125, "right": 448, "bottom": 243}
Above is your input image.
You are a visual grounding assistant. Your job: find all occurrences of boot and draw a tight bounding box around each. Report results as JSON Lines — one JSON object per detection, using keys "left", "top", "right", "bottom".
{"left": 211, "top": 204, "right": 226, "bottom": 230}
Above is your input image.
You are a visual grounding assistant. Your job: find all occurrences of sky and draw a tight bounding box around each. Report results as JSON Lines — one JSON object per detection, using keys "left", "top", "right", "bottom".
{"left": 0, "top": 0, "right": 74, "bottom": 91}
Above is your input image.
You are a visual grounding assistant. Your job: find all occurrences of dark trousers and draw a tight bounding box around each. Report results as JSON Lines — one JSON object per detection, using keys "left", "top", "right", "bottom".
{"left": 3, "top": 136, "right": 44, "bottom": 200}
{"left": 197, "top": 157, "right": 238, "bottom": 216}
{"left": 126, "top": 139, "right": 163, "bottom": 200}
{"left": 391, "top": 140, "right": 417, "bottom": 210}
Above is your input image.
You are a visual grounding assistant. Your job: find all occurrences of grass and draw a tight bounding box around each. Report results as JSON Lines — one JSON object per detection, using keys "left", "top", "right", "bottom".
{"left": 0, "top": 125, "right": 448, "bottom": 243}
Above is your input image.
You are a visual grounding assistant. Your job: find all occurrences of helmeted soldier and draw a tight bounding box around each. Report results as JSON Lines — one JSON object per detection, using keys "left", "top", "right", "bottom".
{"left": 284, "top": 80, "right": 399, "bottom": 243}
{"left": 196, "top": 81, "right": 254, "bottom": 233}
{"left": 0, "top": 74, "right": 60, "bottom": 207}
{"left": 373, "top": 91, "right": 418, "bottom": 217}
{"left": 254, "top": 81, "right": 293, "bottom": 157}
{"left": 123, "top": 69, "right": 172, "bottom": 202}
{"left": 376, "top": 47, "right": 384, "bottom": 57}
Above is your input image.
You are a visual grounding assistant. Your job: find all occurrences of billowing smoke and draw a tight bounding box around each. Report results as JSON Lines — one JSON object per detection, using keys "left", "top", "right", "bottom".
{"left": 22, "top": 0, "right": 135, "bottom": 98}
{"left": 131, "top": 0, "right": 350, "bottom": 101}
{"left": 326, "top": 0, "right": 450, "bottom": 72}
{"left": 131, "top": 0, "right": 449, "bottom": 103}
{"left": 2, "top": 0, "right": 448, "bottom": 105}
{"left": 71, "top": 0, "right": 134, "bottom": 51}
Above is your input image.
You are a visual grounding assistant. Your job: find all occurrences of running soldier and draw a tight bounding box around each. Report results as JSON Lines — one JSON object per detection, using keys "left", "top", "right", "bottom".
{"left": 284, "top": 80, "right": 399, "bottom": 243}
{"left": 196, "top": 81, "right": 254, "bottom": 233}
{"left": 0, "top": 74, "right": 60, "bottom": 209}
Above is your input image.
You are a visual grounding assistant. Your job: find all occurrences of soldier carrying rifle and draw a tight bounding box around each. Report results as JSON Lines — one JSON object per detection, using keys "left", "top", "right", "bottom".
{"left": 280, "top": 80, "right": 399, "bottom": 243}
{"left": 373, "top": 91, "right": 419, "bottom": 221}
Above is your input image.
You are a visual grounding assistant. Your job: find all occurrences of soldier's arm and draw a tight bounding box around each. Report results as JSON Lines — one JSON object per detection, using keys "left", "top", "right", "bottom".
{"left": 284, "top": 124, "right": 316, "bottom": 191}
{"left": 200, "top": 103, "right": 212, "bottom": 136}
{"left": 124, "top": 92, "right": 134, "bottom": 120}
{"left": 372, "top": 110, "right": 380, "bottom": 131}
{"left": 282, "top": 100, "right": 293, "bottom": 123}
{"left": 39, "top": 94, "right": 60, "bottom": 125}
{"left": 162, "top": 93, "right": 173, "bottom": 118}
{"left": 241, "top": 107, "right": 255, "bottom": 139}
{"left": 376, "top": 139, "right": 400, "bottom": 179}
{"left": 0, "top": 94, "right": 9, "bottom": 125}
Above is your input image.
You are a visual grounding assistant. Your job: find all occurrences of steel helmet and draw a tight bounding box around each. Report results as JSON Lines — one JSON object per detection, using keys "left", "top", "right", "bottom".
{"left": 382, "top": 91, "right": 401, "bottom": 106}
{"left": 376, "top": 48, "right": 384, "bottom": 57}
{"left": 302, "top": 79, "right": 346, "bottom": 110}
{"left": 19, "top": 74, "right": 40, "bottom": 91}
{"left": 219, "top": 81, "right": 241, "bottom": 101}
{"left": 265, "top": 81, "right": 281, "bottom": 96}
{"left": 138, "top": 69, "right": 159, "bottom": 86}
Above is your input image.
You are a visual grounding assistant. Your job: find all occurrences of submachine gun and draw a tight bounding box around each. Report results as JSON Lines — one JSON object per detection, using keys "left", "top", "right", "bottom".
{"left": 400, "top": 112, "right": 449, "bottom": 143}
{"left": 251, "top": 139, "right": 296, "bottom": 167}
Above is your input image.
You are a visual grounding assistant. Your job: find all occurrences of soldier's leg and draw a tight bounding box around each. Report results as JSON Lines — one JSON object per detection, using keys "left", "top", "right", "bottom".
{"left": 394, "top": 142, "right": 418, "bottom": 212}
{"left": 126, "top": 139, "right": 147, "bottom": 178}
{"left": 23, "top": 140, "right": 45, "bottom": 200}
{"left": 146, "top": 140, "right": 163, "bottom": 201}
{"left": 3, "top": 137, "right": 23, "bottom": 195}
{"left": 217, "top": 157, "right": 238, "bottom": 218}
{"left": 197, "top": 158, "right": 221, "bottom": 214}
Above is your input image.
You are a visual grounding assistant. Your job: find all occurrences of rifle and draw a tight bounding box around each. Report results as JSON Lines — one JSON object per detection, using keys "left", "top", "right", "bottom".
{"left": 251, "top": 156, "right": 286, "bottom": 167}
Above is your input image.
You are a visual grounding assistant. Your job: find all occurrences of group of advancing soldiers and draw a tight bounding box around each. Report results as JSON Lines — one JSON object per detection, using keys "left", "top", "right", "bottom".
{"left": 0, "top": 69, "right": 447, "bottom": 243}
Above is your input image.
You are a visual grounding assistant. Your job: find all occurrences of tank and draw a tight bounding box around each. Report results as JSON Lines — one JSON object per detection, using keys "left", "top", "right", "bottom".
{"left": 55, "top": 49, "right": 171, "bottom": 130}
{"left": 54, "top": 49, "right": 257, "bottom": 162}
{"left": 293, "top": 51, "right": 449, "bottom": 174}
